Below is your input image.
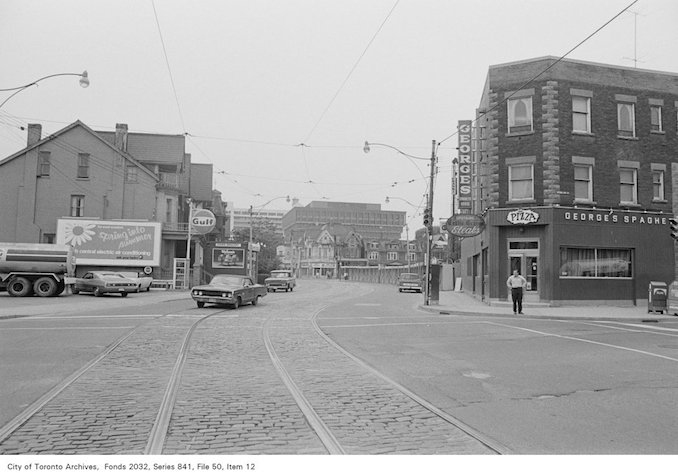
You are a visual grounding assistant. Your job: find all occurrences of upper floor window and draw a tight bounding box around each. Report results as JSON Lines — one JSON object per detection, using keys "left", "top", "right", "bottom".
{"left": 77, "top": 153, "right": 90, "bottom": 179}
{"left": 408, "top": 252, "right": 417, "bottom": 262}
{"left": 574, "top": 164, "right": 593, "bottom": 202}
{"left": 652, "top": 169, "right": 665, "bottom": 201}
{"left": 619, "top": 168, "right": 637, "bottom": 204}
{"left": 70, "top": 195, "right": 85, "bottom": 217}
{"left": 572, "top": 96, "right": 591, "bottom": 133}
{"left": 387, "top": 252, "right": 398, "bottom": 261}
{"left": 38, "top": 151, "right": 51, "bottom": 177}
{"left": 508, "top": 163, "right": 534, "bottom": 201}
{"left": 126, "top": 166, "right": 138, "bottom": 183}
{"left": 650, "top": 105, "right": 663, "bottom": 132}
{"left": 368, "top": 251, "right": 378, "bottom": 260}
{"left": 508, "top": 97, "right": 533, "bottom": 134}
{"left": 617, "top": 103, "right": 636, "bottom": 138}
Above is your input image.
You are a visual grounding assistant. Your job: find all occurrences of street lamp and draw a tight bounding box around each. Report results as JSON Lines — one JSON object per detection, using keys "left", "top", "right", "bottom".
{"left": 0, "top": 71, "right": 90, "bottom": 109}
{"left": 366, "top": 140, "right": 439, "bottom": 305}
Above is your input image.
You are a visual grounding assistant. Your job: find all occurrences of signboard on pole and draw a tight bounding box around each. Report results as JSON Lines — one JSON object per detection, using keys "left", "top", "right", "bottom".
{"left": 457, "top": 120, "right": 473, "bottom": 213}
{"left": 56, "top": 219, "right": 161, "bottom": 266}
{"left": 190, "top": 208, "right": 216, "bottom": 234}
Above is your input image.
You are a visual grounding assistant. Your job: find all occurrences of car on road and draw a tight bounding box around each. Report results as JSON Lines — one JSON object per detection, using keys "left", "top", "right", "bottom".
{"left": 264, "top": 270, "right": 296, "bottom": 292}
{"left": 191, "top": 274, "right": 267, "bottom": 309}
{"left": 72, "top": 272, "right": 138, "bottom": 297}
{"left": 116, "top": 271, "right": 154, "bottom": 292}
{"left": 397, "top": 272, "right": 424, "bottom": 293}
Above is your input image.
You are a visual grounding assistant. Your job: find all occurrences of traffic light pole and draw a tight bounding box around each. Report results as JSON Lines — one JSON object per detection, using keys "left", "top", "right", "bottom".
{"left": 424, "top": 139, "right": 437, "bottom": 306}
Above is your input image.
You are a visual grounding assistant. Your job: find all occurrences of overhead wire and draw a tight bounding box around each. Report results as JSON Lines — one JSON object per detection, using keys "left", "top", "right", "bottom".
{"left": 438, "top": 0, "right": 639, "bottom": 145}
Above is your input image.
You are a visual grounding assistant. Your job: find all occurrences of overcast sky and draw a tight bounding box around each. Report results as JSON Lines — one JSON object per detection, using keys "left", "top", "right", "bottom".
{"left": 1, "top": 0, "right": 677, "bottom": 229}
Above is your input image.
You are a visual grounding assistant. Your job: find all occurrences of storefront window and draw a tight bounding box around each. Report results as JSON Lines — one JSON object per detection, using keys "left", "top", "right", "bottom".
{"left": 559, "top": 247, "right": 632, "bottom": 278}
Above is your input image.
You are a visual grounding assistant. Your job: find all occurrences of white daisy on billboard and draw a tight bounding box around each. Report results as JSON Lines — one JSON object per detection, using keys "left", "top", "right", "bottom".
{"left": 63, "top": 222, "right": 96, "bottom": 246}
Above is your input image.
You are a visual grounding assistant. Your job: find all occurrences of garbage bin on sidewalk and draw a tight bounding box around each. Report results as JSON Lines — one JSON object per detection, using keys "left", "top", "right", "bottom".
{"left": 667, "top": 281, "right": 678, "bottom": 316}
{"left": 647, "top": 281, "right": 668, "bottom": 314}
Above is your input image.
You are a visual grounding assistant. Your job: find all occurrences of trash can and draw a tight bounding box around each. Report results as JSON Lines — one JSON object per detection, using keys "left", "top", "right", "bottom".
{"left": 667, "top": 281, "right": 678, "bottom": 316}
{"left": 647, "top": 281, "right": 668, "bottom": 314}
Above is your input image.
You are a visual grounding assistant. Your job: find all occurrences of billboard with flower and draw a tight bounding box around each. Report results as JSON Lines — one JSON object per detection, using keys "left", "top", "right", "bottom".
{"left": 56, "top": 219, "right": 161, "bottom": 266}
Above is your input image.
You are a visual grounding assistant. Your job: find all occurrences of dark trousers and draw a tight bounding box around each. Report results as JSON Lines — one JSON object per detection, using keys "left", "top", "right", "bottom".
{"left": 511, "top": 287, "right": 523, "bottom": 313}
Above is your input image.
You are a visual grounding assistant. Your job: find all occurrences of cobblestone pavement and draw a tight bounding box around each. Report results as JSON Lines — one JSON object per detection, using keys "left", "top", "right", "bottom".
{"left": 1, "top": 281, "right": 496, "bottom": 455}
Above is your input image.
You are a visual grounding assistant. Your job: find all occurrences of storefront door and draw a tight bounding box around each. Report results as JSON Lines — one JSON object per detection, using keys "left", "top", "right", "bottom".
{"left": 508, "top": 240, "right": 539, "bottom": 299}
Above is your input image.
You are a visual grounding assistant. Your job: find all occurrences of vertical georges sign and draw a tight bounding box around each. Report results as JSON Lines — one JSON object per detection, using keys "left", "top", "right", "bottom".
{"left": 56, "top": 219, "right": 161, "bottom": 266}
{"left": 457, "top": 120, "right": 472, "bottom": 213}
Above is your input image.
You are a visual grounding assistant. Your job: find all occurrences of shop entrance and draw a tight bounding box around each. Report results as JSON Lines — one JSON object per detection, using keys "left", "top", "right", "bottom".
{"left": 508, "top": 240, "right": 539, "bottom": 301}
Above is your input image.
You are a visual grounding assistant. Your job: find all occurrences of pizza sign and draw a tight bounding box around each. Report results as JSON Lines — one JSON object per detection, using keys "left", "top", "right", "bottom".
{"left": 506, "top": 209, "right": 540, "bottom": 225}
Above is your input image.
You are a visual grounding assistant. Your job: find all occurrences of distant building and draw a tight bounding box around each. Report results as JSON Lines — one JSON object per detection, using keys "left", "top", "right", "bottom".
{"left": 228, "top": 206, "right": 287, "bottom": 236}
{"left": 282, "top": 201, "right": 406, "bottom": 243}
{"left": 459, "top": 57, "right": 678, "bottom": 305}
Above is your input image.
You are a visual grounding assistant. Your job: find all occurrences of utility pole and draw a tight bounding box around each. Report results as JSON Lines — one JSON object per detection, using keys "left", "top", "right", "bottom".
{"left": 185, "top": 199, "right": 193, "bottom": 289}
{"left": 424, "top": 139, "right": 437, "bottom": 306}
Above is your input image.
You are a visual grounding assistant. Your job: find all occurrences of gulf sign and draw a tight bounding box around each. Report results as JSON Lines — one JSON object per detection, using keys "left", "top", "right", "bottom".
{"left": 191, "top": 209, "right": 216, "bottom": 234}
{"left": 457, "top": 120, "right": 472, "bottom": 212}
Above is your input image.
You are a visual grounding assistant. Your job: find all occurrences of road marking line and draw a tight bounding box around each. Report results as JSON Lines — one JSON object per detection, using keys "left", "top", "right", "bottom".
{"left": 354, "top": 303, "right": 382, "bottom": 306}
{"left": 0, "top": 326, "right": 136, "bottom": 330}
{"left": 484, "top": 321, "right": 678, "bottom": 362}
{"left": 19, "top": 314, "right": 165, "bottom": 320}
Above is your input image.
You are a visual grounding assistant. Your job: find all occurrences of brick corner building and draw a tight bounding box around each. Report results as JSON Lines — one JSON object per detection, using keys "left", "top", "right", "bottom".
{"left": 460, "top": 56, "right": 678, "bottom": 306}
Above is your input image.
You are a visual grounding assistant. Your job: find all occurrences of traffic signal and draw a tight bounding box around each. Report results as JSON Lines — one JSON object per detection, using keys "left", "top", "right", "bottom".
{"left": 670, "top": 217, "right": 678, "bottom": 240}
{"left": 423, "top": 208, "right": 432, "bottom": 227}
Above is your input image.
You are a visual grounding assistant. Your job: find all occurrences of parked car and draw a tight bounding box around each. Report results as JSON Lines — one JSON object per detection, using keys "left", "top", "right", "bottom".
{"left": 265, "top": 270, "right": 296, "bottom": 292}
{"left": 116, "top": 271, "right": 153, "bottom": 292}
{"left": 72, "top": 272, "right": 138, "bottom": 297}
{"left": 191, "top": 275, "right": 267, "bottom": 309}
{"left": 397, "top": 272, "right": 423, "bottom": 293}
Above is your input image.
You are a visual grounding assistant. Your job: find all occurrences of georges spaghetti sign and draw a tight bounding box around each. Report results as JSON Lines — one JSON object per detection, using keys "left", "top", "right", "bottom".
{"left": 56, "top": 219, "right": 161, "bottom": 266}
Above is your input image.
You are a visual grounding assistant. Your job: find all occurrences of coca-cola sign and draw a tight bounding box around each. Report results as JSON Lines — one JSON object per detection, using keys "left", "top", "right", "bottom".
{"left": 445, "top": 214, "right": 486, "bottom": 237}
{"left": 506, "top": 209, "right": 540, "bottom": 225}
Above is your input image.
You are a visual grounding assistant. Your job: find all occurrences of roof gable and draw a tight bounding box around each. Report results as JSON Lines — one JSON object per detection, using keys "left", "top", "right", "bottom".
{"left": 0, "top": 120, "right": 158, "bottom": 181}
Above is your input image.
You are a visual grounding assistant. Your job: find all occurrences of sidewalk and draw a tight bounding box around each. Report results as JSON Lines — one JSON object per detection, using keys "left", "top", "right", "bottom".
{"left": 419, "top": 290, "right": 678, "bottom": 321}
{"left": 0, "top": 289, "right": 190, "bottom": 319}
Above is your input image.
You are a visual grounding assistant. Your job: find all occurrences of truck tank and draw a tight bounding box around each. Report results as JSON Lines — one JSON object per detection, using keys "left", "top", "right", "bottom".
{"left": 0, "top": 243, "right": 75, "bottom": 297}
{"left": 0, "top": 243, "right": 75, "bottom": 274}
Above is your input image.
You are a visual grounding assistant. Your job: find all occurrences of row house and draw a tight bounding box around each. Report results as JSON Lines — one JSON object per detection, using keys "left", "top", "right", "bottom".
{"left": 0, "top": 120, "right": 219, "bottom": 277}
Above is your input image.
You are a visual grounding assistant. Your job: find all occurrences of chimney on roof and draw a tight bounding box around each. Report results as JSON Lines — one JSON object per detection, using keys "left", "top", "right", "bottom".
{"left": 114, "top": 123, "right": 128, "bottom": 152}
{"left": 27, "top": 124, "right": 42, "bottom": 146}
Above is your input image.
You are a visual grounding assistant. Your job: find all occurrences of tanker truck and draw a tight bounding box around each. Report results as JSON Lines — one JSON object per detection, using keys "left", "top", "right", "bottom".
{"left": 0, "top": 243, "right": 76, "bottom": 297}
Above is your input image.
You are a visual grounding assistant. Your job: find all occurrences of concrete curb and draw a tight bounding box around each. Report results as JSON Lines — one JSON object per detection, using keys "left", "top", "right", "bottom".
{"left": 417, "top": 304, "right": 677, "bottom": 322}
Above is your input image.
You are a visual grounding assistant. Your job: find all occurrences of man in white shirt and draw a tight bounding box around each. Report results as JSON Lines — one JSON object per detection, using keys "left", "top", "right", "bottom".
{"left": 506, "top": 269, "right": 527, "bottom": 315}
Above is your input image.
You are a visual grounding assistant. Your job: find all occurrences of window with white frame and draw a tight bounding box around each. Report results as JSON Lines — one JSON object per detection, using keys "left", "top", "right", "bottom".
{"left": 77, "top": 153, "right": 90, "bottom": 178}
{"left": 619, "top": 168, "right": 637, "bottom": 204}
{"left": 653, "top": 169, "right": 665, "bottom": 201}
{"left": 508, "top": 97, "right": 533, "bottom": 134}
{"left": 368, "top": 251, "right": 378, "bottom": 260}
{"left": 573, "top": 164, "right": 593, "bottom": 202}
{"left": 408, "top": 252, "right": 417, "bottom": 261}
{"left": 387, "top": 252, "right": 398, "bottom": 261}
{"left": 508, "top": 163, "right": 534, "bottom": 201}
{"left": 126, "top": 166, "right": 138, "bottom": 183}
{"left": 70, "top": 195, "right": 85, "bottom": 217}
{"left": 617, "top": 103, "right": 635, "bottom": 137}
{"left": 572, "top": 96, "right": 591, "bottom": 133}
{"left": 650, "top": 105, "right": 663, "bottom": 132}
{"left": 38, "top": 151, "right": 51, "bottom": 177}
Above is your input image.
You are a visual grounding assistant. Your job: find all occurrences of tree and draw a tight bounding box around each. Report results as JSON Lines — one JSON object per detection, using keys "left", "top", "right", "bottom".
{"left": 231, "top": 218, "right": 284, "bottom": 275}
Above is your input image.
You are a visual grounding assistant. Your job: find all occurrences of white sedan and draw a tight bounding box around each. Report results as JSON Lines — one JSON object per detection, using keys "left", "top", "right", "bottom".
{"left": 116, "top": 271, "right": 154, "bottom": 292}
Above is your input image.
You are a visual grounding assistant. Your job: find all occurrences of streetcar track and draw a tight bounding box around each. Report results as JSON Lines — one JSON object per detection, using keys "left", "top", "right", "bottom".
{"left": 311, "top": 306, "right": 511, "bottom": 455}
{"left": 0, "top": 308, "right": 228, "bottom": 449}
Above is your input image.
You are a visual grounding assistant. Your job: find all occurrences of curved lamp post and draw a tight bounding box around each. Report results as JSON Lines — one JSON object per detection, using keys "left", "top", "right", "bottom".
{"left": 0, "top": 71, "right": 90, "bottom": 109}
{"left": 365, "top": 140, "right": 439, "bottom": 305}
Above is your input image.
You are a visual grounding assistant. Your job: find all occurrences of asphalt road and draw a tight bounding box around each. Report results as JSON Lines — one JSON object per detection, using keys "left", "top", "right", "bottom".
{"left": 2, "top": 281, "right": 678, "bottom": 454}
{"left": 316, "top": 283, "right": 678, "bottom": 454}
